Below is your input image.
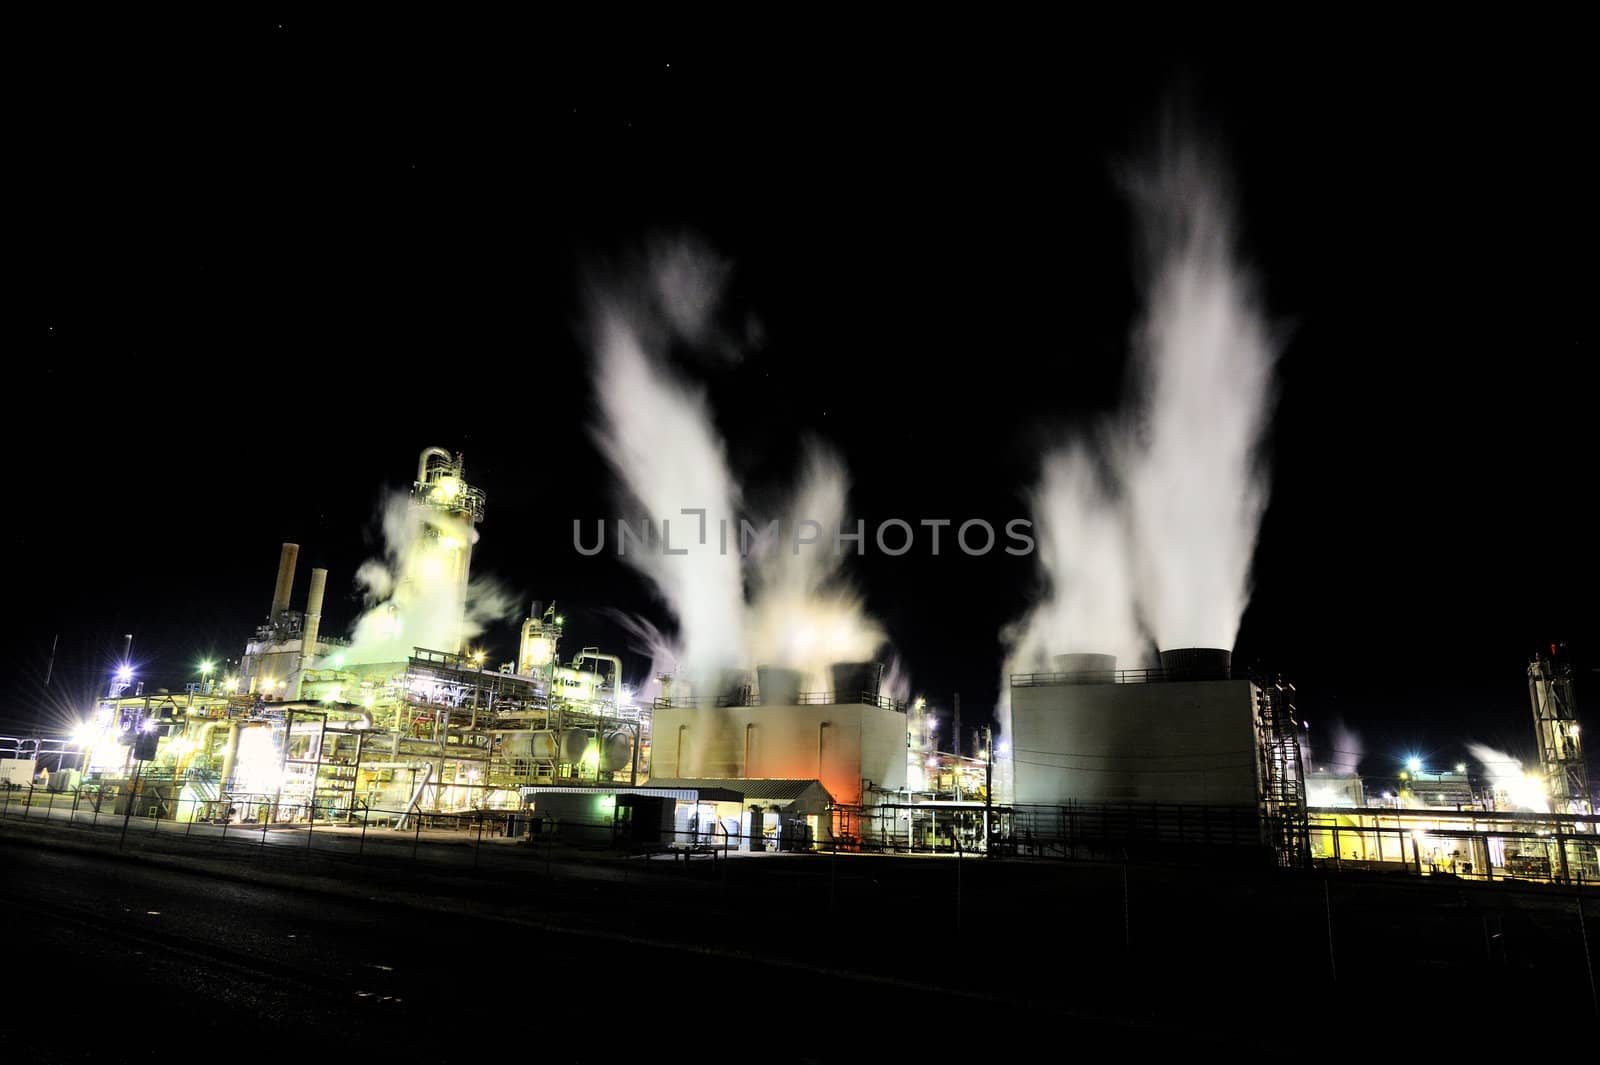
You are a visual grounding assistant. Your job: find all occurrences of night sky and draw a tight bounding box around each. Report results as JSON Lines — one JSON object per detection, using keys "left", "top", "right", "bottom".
{"left": 12, "top": 17, "right": 1595, "bottom": 779}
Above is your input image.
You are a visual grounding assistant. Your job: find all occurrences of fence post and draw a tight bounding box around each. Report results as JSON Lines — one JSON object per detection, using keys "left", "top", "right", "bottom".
{"left": 43, "top": 784, "right": 53, "bottom": 822}
{"left": 359, "top": 802, "right": 369, "bottom": 859}
{"left": 412, "top": 811, "right": 422, "bottom": 861}
{"left": 1324, "top": 876, "right": 1338, "bottom": 983}
{"left": 474, "top": 812, "right": 484, "bottom": 869}
{"left": 71, "top": 785, "right": 83, "bottom": 822}
{"left": 1578, "top": 881, "right": 1598, "bottom": 1018}
{"left": 307, "top": 801, "right": 316, "bottom": 853}
{"left": 829, "top": 831, "right": 837, "bottom": 912}
{"left": 91, "top": 787, "right": 100, "bottom": 828}
{"left": 23, "top": 784, "right": 33, "bottom": 822}
{"left": 260, "top": 803, "right": 271, "bottom": 853}
{"left": 1121, "top": 854, "right": 1131, "bottom": 951}
{"left": 3, "top": 783, "right": 11, "bottom": 819}
{"left": 186, "top": 798, "right": 196, "bottom": 839}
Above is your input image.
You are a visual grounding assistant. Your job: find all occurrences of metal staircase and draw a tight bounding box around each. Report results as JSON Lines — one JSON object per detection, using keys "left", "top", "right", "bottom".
{"left": 1254, "top": 676, "right": 1310, "bottom": 868}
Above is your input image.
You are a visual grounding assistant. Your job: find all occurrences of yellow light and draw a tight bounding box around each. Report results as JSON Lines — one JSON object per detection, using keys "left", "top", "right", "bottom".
{"left": 435, "top": 477, "right": 461, "bottom": 500}
{"left": 224, "top": 676, "right": 239, "bottom": 692}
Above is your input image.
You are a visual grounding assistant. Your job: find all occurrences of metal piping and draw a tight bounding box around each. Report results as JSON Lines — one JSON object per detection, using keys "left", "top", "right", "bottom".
{"left": 272, "top": 701, "right": 373, "bottom": 730}
{"left": 572, "top": 650, "right": 624, "bottom": 699}
{"left": 417, "top": 446, "right": 453, "bottom": 483}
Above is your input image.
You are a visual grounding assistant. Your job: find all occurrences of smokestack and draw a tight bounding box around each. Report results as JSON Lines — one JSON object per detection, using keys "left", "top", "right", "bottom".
{"left": 270, "top": 543, "right": 299, "bottom": 625}
{"left": 292, "top": 567, "right": 328, "bottom": 700}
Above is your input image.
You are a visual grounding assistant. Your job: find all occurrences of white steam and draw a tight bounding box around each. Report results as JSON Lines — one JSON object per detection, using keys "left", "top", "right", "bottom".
{"left": 1121, "top": 137, "right": 1275, "bottom": 650}
{"left": 588, "top": 241, "right": 888, "bottom": 693}
{"left": 1468, "top": 743, "right": 1549, "bottom": 813}
{"left": 345, "top": 493, "right": 517, "bottom": 665}
{"left": 1001, "top": 127, "right": 1278, "bottom": 730}
{"left": 593, "top": 308, "right": 747, "bottom": 677}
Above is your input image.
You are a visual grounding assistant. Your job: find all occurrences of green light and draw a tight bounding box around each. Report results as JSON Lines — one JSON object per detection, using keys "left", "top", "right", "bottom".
{"left": 199, "top": 660, "right": 215, "bottom": 675}
{"left": 554, "top": 615, "right": 564, "bottom": 626}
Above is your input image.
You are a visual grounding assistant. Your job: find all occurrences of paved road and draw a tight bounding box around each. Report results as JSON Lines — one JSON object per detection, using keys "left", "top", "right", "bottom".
{"left": 0, "top": 834, "right": 1160, "bottom": 1062}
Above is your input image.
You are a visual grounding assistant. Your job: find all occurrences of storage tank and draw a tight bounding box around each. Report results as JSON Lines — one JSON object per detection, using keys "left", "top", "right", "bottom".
{"left": 559, "top": 728, "right": 595, "bottom": 763}
{"left": 756, "top": 666, "right": 803, "bottom": 707}
{"left": 830, "top": 661, "right": 881, "bottom": 701}
{"left": 1052, "top": 653, "right": 1117, "bottom": 683}
{"left": 1158, "top": 648, "right": 1232, "bottom": 681}
{"left": 600, "top": 730, "right": 633, "bottom": 773}
{"left": 530, "top": 731, "right": 559, "bottom": 760}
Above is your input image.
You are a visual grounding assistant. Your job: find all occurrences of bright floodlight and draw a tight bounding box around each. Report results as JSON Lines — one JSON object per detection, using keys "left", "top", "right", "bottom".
{"left": 200, "top": 660, "right": 215, "bottom": 675}
{"left": 1406, "top": 757, "right": 1422, "bottom": 772}
{"left": 115, "top": 665, "right": 133, "bottom": 683}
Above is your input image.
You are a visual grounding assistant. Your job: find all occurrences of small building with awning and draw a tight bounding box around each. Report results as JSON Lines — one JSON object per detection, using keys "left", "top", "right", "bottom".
{"left": 518, "top": 777, "right": 833, "bottom": 850}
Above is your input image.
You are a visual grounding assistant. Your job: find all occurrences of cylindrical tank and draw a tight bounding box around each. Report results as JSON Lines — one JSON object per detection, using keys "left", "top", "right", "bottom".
{"left": 1052, "top": 653, "right": 1117, "bottom": 683}
{"left": 756, "top": 666, "right": 803, "bottom": 707}
{"left": 1158, "top": 648, "right": 1232, "bottom": 681}
{"left": 501, "top": 733, "right": 534, "bottom": 758}
{"left": 600, "top": 730, "right": 633, "bottom": 772}
{"left": 559, "top": 728, "right": 595, "bottom": 763}
{"left": 831, "top": 662, "right": 881, "bottom": 701}
{"left": 530, "top": 731, "right": 559, "bottom": 760}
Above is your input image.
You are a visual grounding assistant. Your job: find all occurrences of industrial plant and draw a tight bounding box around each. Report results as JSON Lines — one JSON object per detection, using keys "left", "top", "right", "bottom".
{"left": 3, "top": 446, "right": 1592, "bottom": 887}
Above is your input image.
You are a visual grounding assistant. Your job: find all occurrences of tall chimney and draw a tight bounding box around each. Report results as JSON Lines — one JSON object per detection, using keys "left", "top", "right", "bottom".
{"left": 270, "top": 543, "right": 299, "bottom": 625}
{"left": 292, "top": 567, "right": 328, "bottom": 700}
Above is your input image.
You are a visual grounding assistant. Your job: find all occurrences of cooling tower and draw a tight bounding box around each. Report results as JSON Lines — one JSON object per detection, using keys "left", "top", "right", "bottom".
{"left": 830, "top": 661, "right": 881, "bottom": 700}
{"left": 756, "top": 665, "right": 803, "bottom": 707}
{"left": 1158, "top": 648, "right": 1233, "bottom": 681}
{"left": 1053, "top": 653, "right": 1117, "bottom": 682}
{"left": 716, "top": 669, "right": 754, "bottom": 705}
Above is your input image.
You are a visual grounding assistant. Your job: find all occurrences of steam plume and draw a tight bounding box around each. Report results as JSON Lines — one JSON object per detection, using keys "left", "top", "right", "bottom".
{"left": 588, "top": 240, "right": 887, "bottom": 691}
{"left": 1120, "top": 133, "right": 1276, "bottom": 650}
{"left": 346, "top": 494, "right": 517, "bottom": 665}
{"left": 1000, "top": 124, "right": 1278, "bottom": 732}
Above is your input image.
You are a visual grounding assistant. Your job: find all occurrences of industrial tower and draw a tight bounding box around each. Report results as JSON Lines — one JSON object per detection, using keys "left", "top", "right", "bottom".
{"left": 1528, "top": 645, "right": 1590, "bottom": 817}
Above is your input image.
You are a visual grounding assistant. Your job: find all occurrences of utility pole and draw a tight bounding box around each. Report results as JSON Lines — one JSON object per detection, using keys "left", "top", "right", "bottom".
{"left": 44, "top": 634, "right": 58, "bottom": 687}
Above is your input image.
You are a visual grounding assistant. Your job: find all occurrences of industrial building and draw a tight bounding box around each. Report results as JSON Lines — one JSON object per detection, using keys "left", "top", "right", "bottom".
{"left": 3, "top": 446, "right": 1594, "bottom": 885}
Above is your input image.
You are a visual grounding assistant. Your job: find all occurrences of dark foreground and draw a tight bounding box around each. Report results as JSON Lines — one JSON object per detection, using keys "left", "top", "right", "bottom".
{"left": 1, "top": 817, "right": 1594, "bottom": 1060}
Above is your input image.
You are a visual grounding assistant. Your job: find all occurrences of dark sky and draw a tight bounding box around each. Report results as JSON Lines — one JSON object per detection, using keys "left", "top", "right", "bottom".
{"left": 11, "top": 16, "right": 1595, "bottom": 778}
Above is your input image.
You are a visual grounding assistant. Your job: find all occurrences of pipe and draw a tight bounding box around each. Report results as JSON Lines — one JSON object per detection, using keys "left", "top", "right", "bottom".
{"left": 270, "top": 543, "right": 299, "bottom": 625}
{"left": 818, "top": 721, "right": 830, "bottom": 780}
{"left": 417, "top": 446, "right": 453, "bottom": 484}
{"left": 572, "top": 650, "right": 624, "bottom": 700}
{"left": 271, "top": 702, "right": 373, "bottom": 730}
{"left": 395, "top": 761, "right": 434, "bottom": 831}
{"left": 292, "top": 568, "right": 328, "bottom": 700}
